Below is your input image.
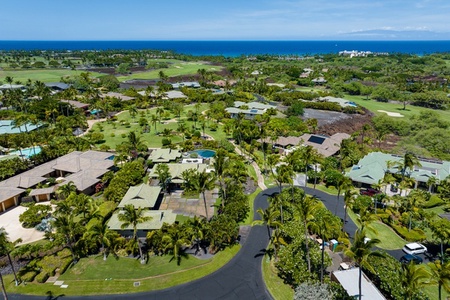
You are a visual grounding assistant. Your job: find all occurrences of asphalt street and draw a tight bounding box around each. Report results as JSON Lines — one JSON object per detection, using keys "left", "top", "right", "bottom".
{"left": 11, "top": 185, "right": 412, "bottom": 300}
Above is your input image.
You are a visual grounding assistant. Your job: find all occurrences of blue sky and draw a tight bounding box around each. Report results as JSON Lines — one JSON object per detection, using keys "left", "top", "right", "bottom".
{"left": 1, "top": 0, "right": 450, "bottom": 40}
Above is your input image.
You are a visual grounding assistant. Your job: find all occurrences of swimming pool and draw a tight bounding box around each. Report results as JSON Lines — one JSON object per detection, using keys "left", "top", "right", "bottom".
{"left": 191, "top": 149, "right": 216, "bottom": 158}
{"left": 10, "top": 146, "right": 42, "bottom": 159}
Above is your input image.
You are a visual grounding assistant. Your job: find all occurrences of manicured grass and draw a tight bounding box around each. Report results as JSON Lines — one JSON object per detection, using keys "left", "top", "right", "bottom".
{"left": 347, "top": 210, "right": 406, "bottom": 250}
{"left": 243, "top": 187, "right": 262, "bottom": 225}
{"left": 175, "top": 214, "right": 192, "bottom": 224}
{"left": 116, "top": 61, "right": 222, "bottom": 81}
{"left": 90, "top": 104, "right": 225, "bottom": 149}
{"left": 247, "top": 164, "right": 258, "bottom": 182}
{"left": 0, "top": 69, "right": 103, "bottom": 83}
{"left": 306, "top": 183, "right": 339, "bottom": 195}
{"left": 262, "top": 258, "right": 294, "bottom": 300}
{"left": 343, "top": 94, "right": 450, "bottom": 119}
{"left": 422, "top": 280, "right": 449, "bottom": 300}
{"left": 7, "top": 245, "right": 240, "bottom": 296}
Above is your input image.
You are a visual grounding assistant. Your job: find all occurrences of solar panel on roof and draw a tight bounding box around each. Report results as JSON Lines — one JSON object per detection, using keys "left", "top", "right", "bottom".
{"left": 250, "top": 109, "right": 258, "bottom": 113}
{"left": 308, "top": 135, "right": 326, "bottom": 144}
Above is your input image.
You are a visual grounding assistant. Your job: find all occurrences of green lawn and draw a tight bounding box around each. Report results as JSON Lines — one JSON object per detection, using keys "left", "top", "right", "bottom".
{"left": 343, "top": 94, "right": 450, "bottom": 119}
{"left": 243, "top": 187, "right": 262, "bottom": 225}
{"left": 0, "top": 69, "right": 103, "bottom": 83}
{"left": 262, "top": 258, "right": 294, "bottom": 300}
{"left": 347, "top": 210, "right": 406, "bottom": 250}
{"left": 7, "top": 245, "right": 240, "bottom": 296}
{"left": 116, "top": 61, "right": 222, "bottom": 81}
{"left": 90, "top": 104, "right": 228, "bottom": 149}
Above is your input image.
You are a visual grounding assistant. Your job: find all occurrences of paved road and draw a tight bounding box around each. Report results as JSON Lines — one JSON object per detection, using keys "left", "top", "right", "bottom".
{"left": 11, "top": 186, "right": 409, "bottom": 300}
{"left": 11, "top": 189, "right": 274, "bottom": 300}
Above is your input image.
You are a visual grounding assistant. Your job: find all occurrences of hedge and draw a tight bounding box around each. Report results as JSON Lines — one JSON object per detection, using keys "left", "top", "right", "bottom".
{"left": 59, "top": 257, "right": 73, "bottom": 275}
{"left": 20, "top": 271, "right": 37, "bottom": 283}
{"left": 421, "top": 195, "right": 445, "bottom": 209}
{"left": 35, "top": 271, "right": 49, "bottom": 283}
{"left": 391, "top": 224, "right": 426, "bottom": 241}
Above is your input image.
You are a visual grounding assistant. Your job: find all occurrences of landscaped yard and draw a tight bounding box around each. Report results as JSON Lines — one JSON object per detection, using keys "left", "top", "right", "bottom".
{"left": 116, "top": 61, "right": 222, "bottom": 81}
{"left": 262, "top": 258, "right": 294, "bottom": 300}
{"left": 347, "top": 210, "right": 406, "bottom": 250}
{"left": 89, "top": 104, "right": 227, "bottom": 149}
{"left": 6, "top": 245, "right": 240, "bottom": 296}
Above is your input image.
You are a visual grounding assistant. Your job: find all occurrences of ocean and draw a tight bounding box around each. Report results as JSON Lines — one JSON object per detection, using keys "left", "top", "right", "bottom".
{"left": 0, "top": 40, "right": 450, "bottom": 57}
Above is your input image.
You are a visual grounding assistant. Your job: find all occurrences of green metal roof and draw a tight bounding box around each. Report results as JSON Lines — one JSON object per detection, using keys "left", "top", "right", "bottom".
{"left": 149, "top": 163, "right": 209, "bottom": 182}
{"left": 117, "top": 184, "right": 161, "bottom": 209}
{"left": 107, "top": 209, "right": 177, "bottom": 231}
{"left": 148, "top": 148, "right": 182, "bottom": 163}
{"left": 346, "top": 152, "right": 450, "bottom": 185}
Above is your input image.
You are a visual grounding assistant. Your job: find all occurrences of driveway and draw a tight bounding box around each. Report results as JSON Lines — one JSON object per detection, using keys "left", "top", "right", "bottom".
{"left": 0, "top": 206, "right": 45, "bottom": 245}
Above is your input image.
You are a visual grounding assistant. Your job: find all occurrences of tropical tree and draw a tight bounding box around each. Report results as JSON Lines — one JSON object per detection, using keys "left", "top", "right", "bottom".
{"left": 400, "top": 262, "right": 431, "bottom": 300}
{"left": 151, "top": 114, "right": 158, "bottom": 132}
{"left": 334, "top": 175, "right": 352, "bottom": 215}
{"left": 129, "top": 105, "right": 138, "bottom": 118}
{"left": 274, "top": 164, "right": 294, "bottom": 194}
{"left": 396, "top": 152, "right": 421, "bottom": 180}
{"left": 126, "top": 131, "right": 146, "bottom": 157}
{"left": 428, "top": 260, "right": 450, "bottom": 300}
{"left": 342, "top": 188, "right": 358, "bottom": 232}
{"left": 253, "top": 206, "right": 281, "bottom": 240}
{"left": 193, "top": 170, "right": 216, "bottom": 219}
{"left": 156, "top": 163, "right": 171, "bottom": 193}
{"left": 213, "top": 149, "right": 228, "bottom": 207}
{"left": 161, "top": 224, "right": 191, "bottom": 265}
{"left": 53, "top": 214, "right": 82, "bottom": 263}
{"left": 186, "top": 216, "right": 208, "bottom": 255}
{"left": 429, "top": 218, "right": 450, "bottom": 258}
{"left": 87, "top": 221, "right": 119, "bottom": 261}
{"left": 0, "top": 228, "right": 22, "bottom": 286}
{"left": 56, "top": 181, "right": 77, "bottom": 199}
{"left": 118, "top": 204, "right": 151, "bottom": 263}
{"left": 296, "top": 193, "right": 320, "bottom": 273}
{"left": 341, "top": 228, "right": 382, "bottom": 300}
{"left": 270, "top": 227, "right": 286, "bottom": 261}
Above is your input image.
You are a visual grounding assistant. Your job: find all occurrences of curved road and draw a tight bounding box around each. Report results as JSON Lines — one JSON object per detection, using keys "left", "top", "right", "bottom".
{"left": 11, "top": 186, "right": 405, "bottom": 300}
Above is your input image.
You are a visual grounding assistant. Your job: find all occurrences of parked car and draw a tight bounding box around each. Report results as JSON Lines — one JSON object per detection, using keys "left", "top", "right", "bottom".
{"left": 359, "top": 188, "right": 381, "bottom": 196}
{"left": 402, "top": 242, "right": 427, "bottom": 255}
{"left": 400, "top": 254, "right": 423, "bottom": 264}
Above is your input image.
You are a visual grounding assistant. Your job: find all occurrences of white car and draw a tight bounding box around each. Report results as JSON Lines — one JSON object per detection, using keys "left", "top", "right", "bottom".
{"left": 402, "top": 242, "right": 427, "bottom": 255}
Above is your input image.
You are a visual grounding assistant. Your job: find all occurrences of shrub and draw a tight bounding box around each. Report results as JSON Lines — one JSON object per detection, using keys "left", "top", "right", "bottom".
{"left": 110, "top": 133, "right": 115, "bottom": 137}
{"left": 35, "top": 271, "right": 49, "bottom": 283}
{"left": 392, "top": 224, "right": 426, "bottom": 241}
{"left": 121, "top": 133, "right": 126, "bottom": 138}
{"left": 59, "top": 257, "right": 73, "bottom": 275}
{"left": 20, "top": 271, "right": 37, "bottom": 282}
{"left": 421, "top": 195, "right": 445, "bottom": 208}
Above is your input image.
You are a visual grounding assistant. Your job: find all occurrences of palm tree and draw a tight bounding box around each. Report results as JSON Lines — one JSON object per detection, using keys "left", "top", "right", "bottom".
{"left": 343, "top": 188, "right": 358, "bottom": 232}
{"left": 310, "top": 208, "right": 341, "bottom": 283}
{"left": 334, "top": 175, "right": 352, "bottom": 215}
{"left": 213, "top": 149, "right": 228, "bottom": 208}
{"left": 0, "top": 228, "right": 22, "bottom": 286}
{"left": 150, "top": 114, "right": 158, "bottom": 132}
{"left": 118, "top": 204, "right": 151, "bottom": 262}
{"left": 0, "top": 270, "right": 7, "bottom": 300}
{"left": 186, "top": 216, "right": 207, "bottom": 255}
{"left": 156, "top": 107, "right": 164, "bottom": 124}
{"left": 253, "top": 206, "right": 281, "bottom": 240}
{"left": 53, "top": 214, "right": 81, "bottom": 263}
{"left": 427, "top": 176, "right": 439, "bottom": 193}
{"left": 269, "top": 228, "right": 286, "bottom": 261}
{"left": 428, "top": 260, "right": 450, "bottom": 300}
{"left": 129, "top": 105, "right": 138, "bottom": 118}
{"left": 88, "top": 221, "right": 118, "bottom": 261}
{"left": 296, "top": 193, "right": 320, "bottom": 273}
{"left": 342, "top": 228, "right": 383, "bottom": 300}
{"left": 274, "top": 164, "right": 294, "bottom": 194}
{"left": 161, "top": 224, "right": 191, "bottom": 265}
{"left": 396, "top": 153, "right": 421, "bottom": 180}
{"left": 194, "top": 170, "right": 216, "bottom": 219}
{"left": 127, "top": 132, "right": 146, "bottom": 156}
{"left": 400, "top": 262, "right": 431, "bottom": 300}
{"left": 56, "top": 181, "right": 77, "bottom": 200}
{"left": 156, "top": 163, "right": 171, "bottom": 193}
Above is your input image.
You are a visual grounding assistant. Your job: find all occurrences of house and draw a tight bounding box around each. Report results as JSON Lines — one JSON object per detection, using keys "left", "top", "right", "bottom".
{"left": 148, "top": 163, "right": 210, "bottom": 190}
{"left": 298, "top": 133, "right": 350, "bottom": 157}
{"left": 171, "top": 82, "right": 201, "bottom": 89}
{"left": 346, "top": 152, "right": 450, "bottom": 188}
{"left": 101, "top": 92, "right": 135, "bottom": 102}
{"left": 0, "top": 150, "right": 114, "bottom": 212}
{"left": 319, "top": 96, "right": 358, "bottom": 108}
{"left": 332, "top": 268, "right": 386, "bottom": 300}
{"left": 45, "top": 82, "right": 71, "bottom": 92}
{"left": 117, "top": 184, "right": 162, "bottom": 209}
{"left": 107, "top": 209, "right": 177, "bottom": 238}
{"left": 60, "top": 99, "right": 90, "bottom": 111}
{"left": 148, "top": 148, "right": 182, "bottom": 164}
{"left": 225, "top": 101, "right": 276, "bottom": 119}
{"left": 312, "top": 77, "right": 327, "bottom": 85}
{"left": 0, "top": 84, "right": 25, "bottom": 91}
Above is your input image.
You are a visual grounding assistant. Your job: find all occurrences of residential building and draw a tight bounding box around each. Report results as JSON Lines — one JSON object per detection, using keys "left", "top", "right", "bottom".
{"left": 148, "top": 163, "right": 210, "bottom": 190}
{"left": 332, "top": 268, "right": 386, "bottom": 300}
{"left": 148, "top": 148, "right": 182, "bottom": 164}
{"left": 225, "top": 101, "right": 276, "bottom": 119}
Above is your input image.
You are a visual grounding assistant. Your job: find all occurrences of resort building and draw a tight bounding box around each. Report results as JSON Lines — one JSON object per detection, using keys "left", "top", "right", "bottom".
{"left": 346, "top": 152, "right": 450, "bottom": 188}
{"left": 225, "top": 101, "right": 276, "bottom": 119}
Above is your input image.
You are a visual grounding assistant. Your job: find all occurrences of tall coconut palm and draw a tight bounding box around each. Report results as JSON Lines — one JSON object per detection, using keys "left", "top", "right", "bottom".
{"left": 0, "top": 228, "right": 22, "bottom": 286}
{"left": 296, "top": 193, "right": 320, "bottom": 273}
{"left": 161, "top": 224, "right": 191, "bottom": 265}
{"left": 150, "top": 114, "right": 158, "bottom": 132}
{"left": 119, "top": 204, "right": 151, "bottom": 262}
{"left": 53, "top": 214, "right": 81, "bottom": 263}
{"left": 213, "top": 149, "right": 228, "bottom": 208}
{"left": 396, "top": 152, "right": 421, "bottom": 180}
{"left": 428, "top": 260, "right": 450, "bottom": 300}
{"left": 274, "top": 164, "right": 294, "bottom": 194}
{"left": 334, "top": 175, "right": 353, "bottom": 215}
{"left": 342, "top": 228, "right": 383, "bottom": 300}
{"left": 253, "top": 206, "right": 281, "bottom": 240}
{"left": 400, "top": 262, "right": 431, "bottom": 300}
{"left": 88, "top": 220, "right": 118, "bottom": 261}
{"left": 343, "top": 188, "right": 358, "bottom": 232}
{"left": 194, "top": 170, "right": 216, "bottom": 219}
